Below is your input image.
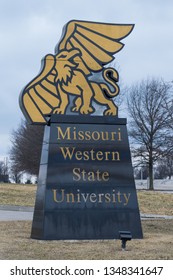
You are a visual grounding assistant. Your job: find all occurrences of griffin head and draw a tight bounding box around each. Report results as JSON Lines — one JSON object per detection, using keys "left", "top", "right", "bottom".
{"left": 55, "top": 49, "right": 81, "bottom": 85}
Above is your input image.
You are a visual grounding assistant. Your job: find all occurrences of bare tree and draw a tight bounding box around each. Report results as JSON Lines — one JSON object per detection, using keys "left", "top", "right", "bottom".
{"left": 155, "top": 155, "right": 173, "bottom": 179}
{"left": 10, "top": 164, "right": 23, "bottom": 183}
{"left": 10, "top": 120, "right": 44, "bottom": 175}
{"left": 127, "top": 78, "right": 173, "bottom": 190}
{"left": 0, "top": 158, "right": 9, "bottom": 182}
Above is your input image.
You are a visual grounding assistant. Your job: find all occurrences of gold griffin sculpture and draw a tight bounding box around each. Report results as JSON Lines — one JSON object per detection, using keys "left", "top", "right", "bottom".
{"left": 19, "top": 20, "right": 134, "bottom": 124}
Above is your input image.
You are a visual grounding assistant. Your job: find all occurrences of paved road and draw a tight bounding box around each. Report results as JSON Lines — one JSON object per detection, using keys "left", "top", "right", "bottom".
{"left": 136, "top": 180, "right": 173, "bottom": 192}
{"left": 0, "top": 205, "right": 33, "bottom": 221}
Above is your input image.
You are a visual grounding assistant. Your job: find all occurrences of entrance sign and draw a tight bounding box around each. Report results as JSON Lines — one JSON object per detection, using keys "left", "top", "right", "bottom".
{"left": 31, "top": 115, "right": 142, "bottom": 239}
{"left": 19, "top": 20, "right": 143, "bottom": 240}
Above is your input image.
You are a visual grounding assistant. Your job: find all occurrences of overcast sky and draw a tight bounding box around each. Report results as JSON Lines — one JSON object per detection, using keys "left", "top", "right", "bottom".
{"left": 0, "top": 0, "right": 173, "bottom": 159}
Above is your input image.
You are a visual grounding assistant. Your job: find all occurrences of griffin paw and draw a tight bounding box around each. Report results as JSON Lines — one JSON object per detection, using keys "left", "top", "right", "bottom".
{"left": 104, "top": 108, "right": 117, "bottom": 116}
{"left": 72, "top": 106, "right": 80, "bottom": 112}
{"left": 80, "top": 105, "right": 94, "bottom": 114}
{"left": 53, "top": 108, "right": 64, "bottom": 114}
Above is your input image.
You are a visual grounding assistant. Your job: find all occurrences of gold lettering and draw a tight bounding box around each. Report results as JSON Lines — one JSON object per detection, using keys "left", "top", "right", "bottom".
{"left": 85, "top": 131, "right": 91, "bottom": 140}
{"left": 92, "top": 131, "right": 100, "bottom": 140}
{"left": 83, "top": 150, "right": 89, "bottom": 160}
{"left": 117, "top": 191, "right": 122, "bottom": 203}
{"left": 75, "top": 150, "right": 83, "bottom": 160}
{"left": 105, "top": 151, "right": 111, "bottom": 161}
{"left": 90, "top": 149, "right": 95, "bottom": 160}
{"left": 88, "top": 171, "right": 95, "bottom": 181}
{"left": 73, "top": 168, "right": 110, "bottom": 182}
{"left": 52, "top": 189, "right": 64, "bottom": 203}
{"left": 81, "top": 193, "right": 89, "bottom": 203}
{"left": 73, "top": 168, "right": 81, "bottom": 181}
{"left": 57, "top": 125, "right": 123, "bottom": 142}
{"left": 123, "top": 193, "right": 131, "bottom": 205}
{"left": 102, "top": 171, "right": 110, "bottom": 181}
{"left": 118, "top": 128, "right": 122, "bottom": 141}
{"left": 105, "top": 193, "right": 111, "bottom": 203}
{"left": 66, "top": 192, "right": 75, "bottom": 203}
{"left": 52, "top": 188, "right": 131, "bottom": 206}
{"left": 101, "top": 131, "right": 109, "bottom": 141}
{"left": 60, "top": 147, "right": 120, "bottom": 162}
{"left": 76, "top": 189, "right": 81, "bottom": 203}
{"left": 60, "top": 147, "right": 75, "bottom": 160}
{"left": 96, "top": 151, "right": 104, "bottom": 160}
{"left": 98, "top": 193, "right": 104, "bottom": 203}
{"left": 90, "top": 193, "right": 97, "bottom": 203}
{"left": 112, "top": 189, "right": 116, "bottom": 203}
{"left": 57, "top": 126, "right": 71, "bottom": 140}
{"left": 111, "top": 131, "right": 117, "bottom": 140}
{"left": 78, "top": 130, "right": 85, "bottom": 140}
{"left": 112, "top": 151, "right": 120, "bottom": 161}
{"left": 72, "top": 127, "right": 77, "bottom": 140}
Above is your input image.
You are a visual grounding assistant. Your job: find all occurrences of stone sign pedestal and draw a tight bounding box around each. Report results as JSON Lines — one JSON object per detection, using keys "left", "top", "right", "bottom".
{"left": 31, "top": 115, "right": 143, "bottom": 240}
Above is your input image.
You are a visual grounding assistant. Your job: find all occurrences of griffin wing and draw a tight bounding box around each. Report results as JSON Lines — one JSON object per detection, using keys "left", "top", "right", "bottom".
{"left": 55, "top": 20, "right": 134, "bottom": 75}
{"left": 19, "top": 54, "right": 59, "bottom": 124}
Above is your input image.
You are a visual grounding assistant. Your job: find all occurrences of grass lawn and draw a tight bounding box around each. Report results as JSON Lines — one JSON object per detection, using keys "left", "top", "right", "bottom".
{"left": 137, "top": 191, "right": 173, "bottom": 216}
{"left": 0, "top": 183, "right": 173, "bottom": 259}
{"left": 0, "top": 183, "right": 36, "bottom": 207}
{"left": 0, "top": 220, "right": 172, "bottom": 259}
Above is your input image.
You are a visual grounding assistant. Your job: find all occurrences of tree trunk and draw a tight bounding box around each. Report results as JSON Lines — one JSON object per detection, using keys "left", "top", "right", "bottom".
{"left": 148, "top": 158, "right": 154, "bottom": 190}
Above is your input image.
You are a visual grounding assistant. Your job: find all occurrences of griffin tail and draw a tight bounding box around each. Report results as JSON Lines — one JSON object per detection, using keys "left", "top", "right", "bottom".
{"left": 101, "top": 68, "right": 120, "bottom": 98}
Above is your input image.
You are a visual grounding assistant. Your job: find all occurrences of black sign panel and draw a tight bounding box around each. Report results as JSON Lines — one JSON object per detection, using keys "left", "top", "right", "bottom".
{"left": 31, "top": 115, "right": 143, "bottom": 240}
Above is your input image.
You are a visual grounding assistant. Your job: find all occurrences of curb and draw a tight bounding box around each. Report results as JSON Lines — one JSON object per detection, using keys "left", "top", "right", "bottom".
{"left": 0, "top": 205, "right": 34, "bottom": 212}
{"left": 141, "top": 213, "right": 173, "bottom": 220}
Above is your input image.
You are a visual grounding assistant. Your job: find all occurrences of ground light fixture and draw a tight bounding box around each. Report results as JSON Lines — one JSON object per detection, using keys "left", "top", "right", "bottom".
{"left": 119, "top": 231, "right": 132, "bottom": 250}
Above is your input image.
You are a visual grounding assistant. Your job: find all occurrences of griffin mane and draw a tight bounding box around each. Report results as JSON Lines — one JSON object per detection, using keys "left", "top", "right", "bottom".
{"left": 56, "top": 67, "right": 73, "bottom": 85}
{"left": 55, "top": 59, "right": 77, "bottom": 86}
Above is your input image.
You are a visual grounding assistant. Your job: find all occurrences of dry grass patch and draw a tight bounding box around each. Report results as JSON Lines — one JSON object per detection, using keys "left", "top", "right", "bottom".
{"left": 0, "top": 220, "right": 173, "bottom": 260}
{"left": 0, "top": 183, "right": 36, "bottom": 206}
{"left": 137, "top": 191, "right": 173, "bottom": 216}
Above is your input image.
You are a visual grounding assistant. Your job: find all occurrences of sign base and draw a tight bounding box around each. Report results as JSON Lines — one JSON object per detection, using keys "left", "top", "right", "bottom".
{"left": 31, "top": 115, "right": 143, "bottom": 240}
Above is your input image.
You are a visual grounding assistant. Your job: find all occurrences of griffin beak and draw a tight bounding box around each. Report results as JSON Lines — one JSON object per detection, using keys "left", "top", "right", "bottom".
{"left": 69, "top": 49, "right": 81, "bottom": 59}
